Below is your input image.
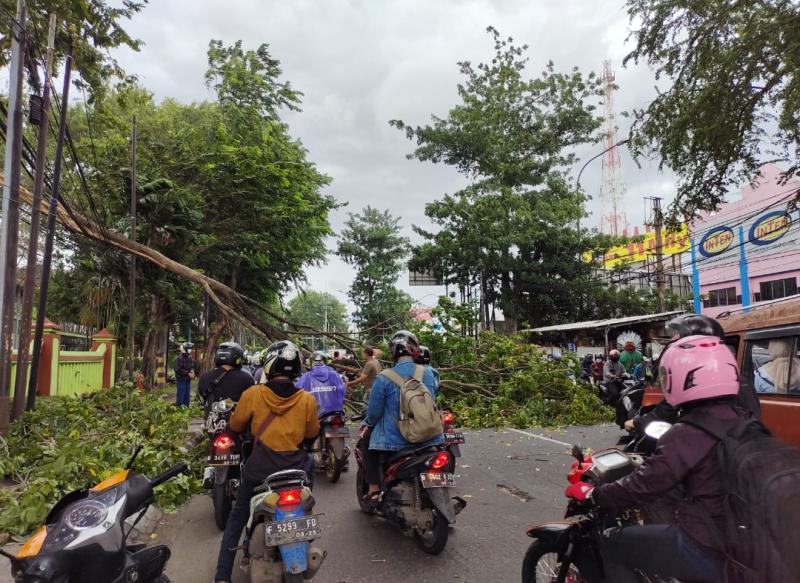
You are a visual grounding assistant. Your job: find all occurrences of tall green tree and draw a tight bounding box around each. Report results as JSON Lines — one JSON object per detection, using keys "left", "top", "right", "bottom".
{"left": 337, "top": 206, "right": 412, "bottom": 339}
{"left": 0, "top": 0, "right": 148, "bottom": 99}
{"left": 624, "top": 0, "right": 800, "bottom": 219}
{"left": 394, "top": 27, "right": 605, "bottom": 330}
{"left": 287, "top": 291, "right": 348, "bottom": 349}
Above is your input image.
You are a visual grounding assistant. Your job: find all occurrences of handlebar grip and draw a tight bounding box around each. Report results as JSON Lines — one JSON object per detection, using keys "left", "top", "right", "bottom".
{"left": 150, "top": 462, "right": 188, "bottom": 488}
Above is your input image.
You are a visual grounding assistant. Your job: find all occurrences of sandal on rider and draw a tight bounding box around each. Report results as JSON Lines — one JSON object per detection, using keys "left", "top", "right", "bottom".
{"left": 363, "top": 490, "right": 382, "bottom": 507}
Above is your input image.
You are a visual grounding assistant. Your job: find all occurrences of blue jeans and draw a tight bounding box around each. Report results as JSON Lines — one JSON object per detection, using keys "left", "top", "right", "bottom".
{"left": 214, "top": 477, "right": 257, "bottom": 581}
{"left": 176, "top": 378, "right": 191, "bottom": 407}
{"left": 602, "top": 524, "right": 724, "bottom": 583}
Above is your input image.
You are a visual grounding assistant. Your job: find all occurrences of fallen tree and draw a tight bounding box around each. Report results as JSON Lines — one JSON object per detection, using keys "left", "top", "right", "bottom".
{"left": 3, "top": 174, "right": 357, "bottom": 350}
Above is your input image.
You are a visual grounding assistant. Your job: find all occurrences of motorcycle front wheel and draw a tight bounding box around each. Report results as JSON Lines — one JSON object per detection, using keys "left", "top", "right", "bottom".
{"left": 522, "top": 540, "right": 586, "bottom": 583}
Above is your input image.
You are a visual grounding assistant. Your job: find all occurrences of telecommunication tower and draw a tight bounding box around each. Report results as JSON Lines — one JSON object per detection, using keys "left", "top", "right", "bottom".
{"left": 599, "top": 60, "right": 627, "bottom": 237}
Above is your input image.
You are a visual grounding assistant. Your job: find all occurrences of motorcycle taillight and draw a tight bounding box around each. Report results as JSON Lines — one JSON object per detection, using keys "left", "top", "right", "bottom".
{"left": 278, "top": 489, "right": 302, "bottom": 508}
{"left": 213, "top": 434, "right": 235, "bottom": 450}
{"left": 330, "top": 416, "right": 343, "bottom": 428}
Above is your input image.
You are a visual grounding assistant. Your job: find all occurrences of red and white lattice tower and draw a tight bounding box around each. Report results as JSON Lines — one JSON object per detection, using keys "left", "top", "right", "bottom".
{"left": 599, "top": 60, "right": 627, "bottom": 237}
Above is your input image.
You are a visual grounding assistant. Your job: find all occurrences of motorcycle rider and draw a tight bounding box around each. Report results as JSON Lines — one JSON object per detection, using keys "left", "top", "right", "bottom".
{"left": 197, "top": 342, "right": 254, "bottom": 414}
{"left": 415, "top": 345, "right": 440, "bottom": 390}
{"left": 601, "top": 349, "right": 626, "bottom": 404}
{"left": 571, "top": 331, "right": 742, "bottom": 582}
{"left": 213, "top": 340, "right": 320, "bottom": 583}
{"left": 296, "top": 351, "right": 346, "bottom": 416}
{"left": 360, "top": 330, "right": 442, "bottom": 504}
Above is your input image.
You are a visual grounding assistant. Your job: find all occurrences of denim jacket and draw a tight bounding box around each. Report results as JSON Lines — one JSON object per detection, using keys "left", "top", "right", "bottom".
{"left": 364, "top": 357, "right": 444, "bottom": 451}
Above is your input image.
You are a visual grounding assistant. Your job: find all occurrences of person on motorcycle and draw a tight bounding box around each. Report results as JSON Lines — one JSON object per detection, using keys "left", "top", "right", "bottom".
{"left": 623, "top": 313, "right": 730, "bottom": 433}
{"left": 360, "top": 330, "right": 442, "bottom": 505}
{"left": 296, "top": 351, "right": 346, "bottom": 416}
{"left": 415, "top": 345, "right": 440, "bottom": 390}
{"left": 573, "top": 332, "right": 742, "bottom": 582}
{"left": 197, "top": 341, "right": 254, "bottom": 413}
{"left": 602, "top": 349, "right": 626, "bottom": 404}
{"left": 213, "top": 340, "right": 320, "bottom": 583}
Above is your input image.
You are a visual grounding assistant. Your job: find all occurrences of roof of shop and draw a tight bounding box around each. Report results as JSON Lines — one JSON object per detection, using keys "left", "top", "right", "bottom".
{"left": 523, "top": 310, "right": 685, "bottom": 334}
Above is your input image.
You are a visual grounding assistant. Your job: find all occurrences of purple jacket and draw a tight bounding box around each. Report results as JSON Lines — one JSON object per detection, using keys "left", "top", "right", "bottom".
{"left": 595, "top": 401, "right": 739, "bottom": 553}
{"left": 296, "top": 365, "right": 346, "bottom": 416}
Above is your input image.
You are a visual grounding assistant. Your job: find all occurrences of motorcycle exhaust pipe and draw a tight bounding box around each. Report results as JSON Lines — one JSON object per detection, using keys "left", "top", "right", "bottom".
{"left": 452, "top": 496, "right": 468, "bottom": 515}
{"left": 304, "top": 547, "right": 327, "bottom": 579}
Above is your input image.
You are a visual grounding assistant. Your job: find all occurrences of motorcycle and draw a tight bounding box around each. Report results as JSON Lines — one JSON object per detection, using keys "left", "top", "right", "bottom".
{"left": 599, "top": 375, "right": 646, "bottom": 431}
{"left": 441, "top": 410, "right": 465, "bottom": 457}
{"left": 354, "top": 438, "right": 467, "bottom": 555}
{"left": 240, "top": 469, "right": 326, "bottom": 583}
{"left": 312, "top": 411, "right": 351, "bottom": 483}
{"left": 521, "top": 423, "right": 675, "bottom": 582}
{"left": 203, "top": 398, "right": 246, "bottom": 530}
{"left": 2, "top": 447, "right": 187, "bottom": 583}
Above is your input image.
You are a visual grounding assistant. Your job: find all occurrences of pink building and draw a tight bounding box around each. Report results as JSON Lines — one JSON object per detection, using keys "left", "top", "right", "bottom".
{"left": 691, "top": 164, "right": 800, "bottom": 317}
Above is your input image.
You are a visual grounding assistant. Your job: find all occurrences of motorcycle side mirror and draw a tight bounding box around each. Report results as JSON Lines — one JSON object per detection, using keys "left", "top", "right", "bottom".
{"left": 644, "top": 421, "right": 672, "bottom": 440}
{"left": 572, "top": 444, "right": 584, "bottom": 465}
{"left": 126, "top": 444, "right": 143, "bottom": 469}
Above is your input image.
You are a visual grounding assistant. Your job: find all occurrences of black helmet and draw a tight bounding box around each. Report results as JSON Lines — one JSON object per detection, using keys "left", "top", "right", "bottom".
{"left": 263, "top": 340, "right": 302, "bottom": 380}
{"left": 312, "top": 351, "right": 328, "bottom": 365}
{"left": 666, "top": 314, "right": 724, "bottom": 339}
{"left": 389, "top": 330, "right": 420, "bottom": 362}
{"left": 215, "top": 342, "right": 244, "bottom": 368}
{"left": 415, "top": 345, "right": 431, "bottom": 366}
{"left": 180, "top": 341, "right": 194, "bottom": 354}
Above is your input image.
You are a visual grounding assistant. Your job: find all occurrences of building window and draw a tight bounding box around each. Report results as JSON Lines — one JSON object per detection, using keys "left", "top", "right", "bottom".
{"left": 703, "top": 287, "right": 738, "bottom": 308}
{"left": 757, "top": 277, "right": 798, "bottom": 302}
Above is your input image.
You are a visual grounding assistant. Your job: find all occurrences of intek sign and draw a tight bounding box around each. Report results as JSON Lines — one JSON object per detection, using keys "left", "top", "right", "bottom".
{"left": 698, "top": 226, "right": 735, "bottom": 258}
{"left": 749, "top": 211, "right": 792, "bottom": 246}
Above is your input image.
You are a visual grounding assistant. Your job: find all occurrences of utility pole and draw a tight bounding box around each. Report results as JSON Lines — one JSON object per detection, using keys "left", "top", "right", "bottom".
{"left": 14, "top": 14, "right": 56, "bottom": 418}
{"left": 29, "top": 45, "right": 73, "bottom": 410}
{"left": 650, "top": 196, "right": 666, "bottom": 313}
{"left": 0, "top": 0, "right": 27, "bottom": 432}
{"left": 127, "top": 117, "right": 137, "bottom": 382}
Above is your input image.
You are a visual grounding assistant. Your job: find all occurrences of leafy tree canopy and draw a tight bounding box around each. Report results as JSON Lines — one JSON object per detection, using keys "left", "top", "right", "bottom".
{"left": 287, "top": 290, "right": 348, "bottom": 335}
{"left": 0, "top": 0, "right": 148, "bottom": 99}
{"left": 624, "top": 0, "right": 800, "bottom": 220}
{"left": 337, "top": 206, "right": 412, "bottom": 339}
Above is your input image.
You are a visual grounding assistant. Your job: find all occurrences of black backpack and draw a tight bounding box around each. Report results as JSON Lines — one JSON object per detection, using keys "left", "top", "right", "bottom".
{"left": 680, "top": 410, "right": 800, "bottom": 583}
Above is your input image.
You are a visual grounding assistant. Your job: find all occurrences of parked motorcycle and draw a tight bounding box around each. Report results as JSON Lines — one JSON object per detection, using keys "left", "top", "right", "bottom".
{"left": 521, "top": 423, "right": 674, "bottom": 582}
{"left": 354, "top": 438, "right": 467, "bottom": 555}
{"left": 2, "top": 447, "right": 187, "bottom": 583}
{"left": 313, "top": 411, "right": 351, "bottom": 483}
{"left": 240, "top": 469, "right": 326, "bottom": 583}
{"left": 203, "top": 398, "right": 247, "bottom": 530}
{"left": 441, "top": 410, "right": 465, "bottom": 457}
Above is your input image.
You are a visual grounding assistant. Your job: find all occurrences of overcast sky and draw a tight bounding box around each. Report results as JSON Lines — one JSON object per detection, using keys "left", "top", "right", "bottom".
{"left": 112, "top": 0, "right": 678, "bottom": 314}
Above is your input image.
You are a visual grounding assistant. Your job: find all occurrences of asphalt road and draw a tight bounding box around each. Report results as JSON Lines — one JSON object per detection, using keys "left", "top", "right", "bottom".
{"left": 156, "top": 424, "right": 620, "bottom": 583}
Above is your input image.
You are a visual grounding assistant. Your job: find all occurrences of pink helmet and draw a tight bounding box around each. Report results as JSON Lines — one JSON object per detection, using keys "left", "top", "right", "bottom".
{"left": 657, "top": 334, "right": 739, "bottom": 406}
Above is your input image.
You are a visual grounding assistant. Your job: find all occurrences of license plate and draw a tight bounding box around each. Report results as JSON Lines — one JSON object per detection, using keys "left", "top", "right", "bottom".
{"left": 444, "top": 432, "right": 465, "bottom": 444}
{"left": 420, "top": 472, "right": 456, "bottom": 488}
{"left": 263, "top": 515, "right": 322, "bottom": 546}
{"left": 206, "top": 453, "right": 241, "bottom": 465}
{"left": 324, "top": 427, "right": 350, "bottom": 437}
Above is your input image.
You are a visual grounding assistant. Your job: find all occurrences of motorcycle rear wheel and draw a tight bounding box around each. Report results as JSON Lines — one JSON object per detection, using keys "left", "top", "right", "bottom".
{"left": 283, "top": 573, "right": 304, "bottom": 583}
{"left": 413, "top": 510, "right": 449, "bottom": 555}
{"left": 213, "top": 482, "right": 232, "bottom": 531}
{"left": 325, "top": 443, "right": 343, "bottom": 483}
{"left": 522, "top": 540, "right": 586, "bottom": 583}
{"left": 355, "top": 466, "right": 375, "bottom": 514}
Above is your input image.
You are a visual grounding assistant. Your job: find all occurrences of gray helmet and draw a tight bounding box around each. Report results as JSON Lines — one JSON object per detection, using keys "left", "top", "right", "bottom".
{"left": 180, "top": 342, "right": 194, "bottom": 354}
{"left": 312, "top": 351, "right": 328, "bottom": 365}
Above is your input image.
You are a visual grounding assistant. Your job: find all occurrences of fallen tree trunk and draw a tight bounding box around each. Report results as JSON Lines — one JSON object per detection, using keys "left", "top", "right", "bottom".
{"left": 5, "top": 175, "right": 357, "bottom": 349}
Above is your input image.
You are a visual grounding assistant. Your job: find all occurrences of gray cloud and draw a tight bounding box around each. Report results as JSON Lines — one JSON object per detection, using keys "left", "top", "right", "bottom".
{"left": 112, "top": 0, "right": 676, "bottom": 312}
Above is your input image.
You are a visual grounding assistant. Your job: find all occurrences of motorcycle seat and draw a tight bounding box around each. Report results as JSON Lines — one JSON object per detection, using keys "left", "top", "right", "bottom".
{"left": 385, "top": 445, "right": 441, "bottom": 465}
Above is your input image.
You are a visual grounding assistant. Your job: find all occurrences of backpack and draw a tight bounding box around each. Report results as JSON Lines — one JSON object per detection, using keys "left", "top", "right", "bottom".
{"left": 381, "top": 365, "right": 443, "bottom": 444}
{"left": 680, "top": 410, "right": 800, "bottom": 583}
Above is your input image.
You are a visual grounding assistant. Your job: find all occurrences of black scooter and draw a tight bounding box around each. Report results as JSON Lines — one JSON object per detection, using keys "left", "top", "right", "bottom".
{"left": 2, "top": 447, "right": 187, "bottom": 583}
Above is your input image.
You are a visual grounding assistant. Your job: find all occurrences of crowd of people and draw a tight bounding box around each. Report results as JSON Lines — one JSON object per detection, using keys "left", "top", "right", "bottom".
{"left": 171, "top": 312, "right": 795, "bottom": 583}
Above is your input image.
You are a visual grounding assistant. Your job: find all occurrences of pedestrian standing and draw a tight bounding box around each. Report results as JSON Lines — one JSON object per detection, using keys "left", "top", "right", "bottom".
{"left": 173, "top": 342, "right": 196, "bottom": 407}
{"left": 346, "top": 346, "right": 382, "bottom": 398}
